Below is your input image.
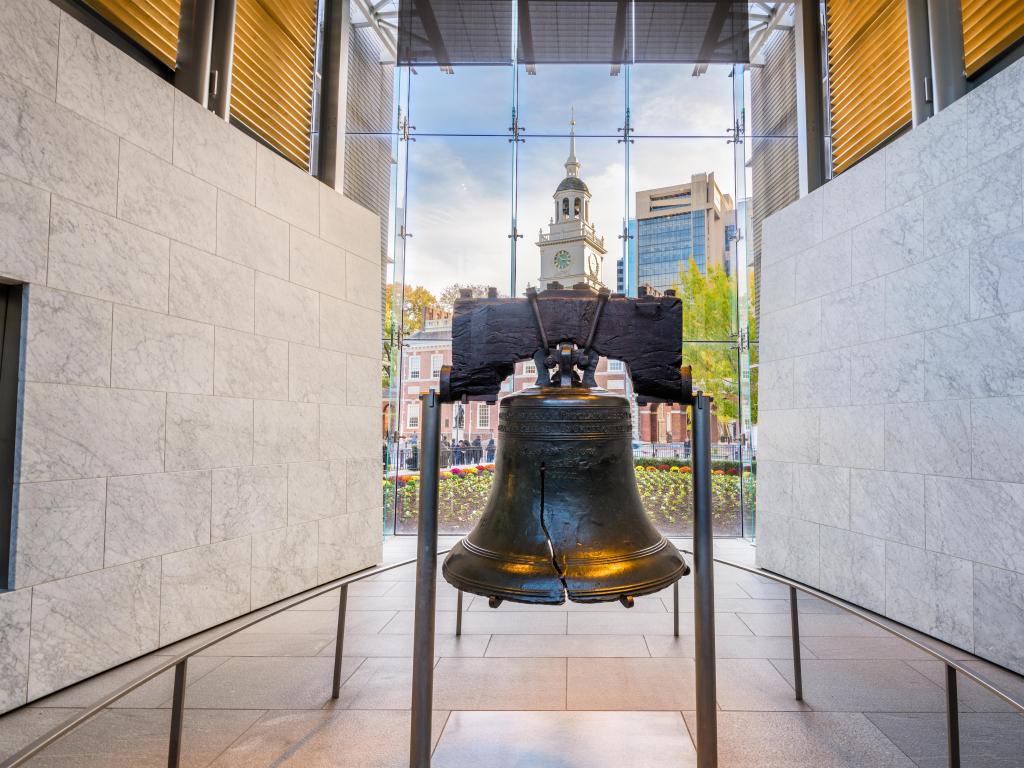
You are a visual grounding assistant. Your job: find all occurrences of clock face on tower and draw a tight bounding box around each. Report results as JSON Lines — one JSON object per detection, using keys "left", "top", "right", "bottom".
{"left": 588, "top": 252, "right": 601, "bottom": 278}
{"left": 553, "top": 250, "right": 571, "bottom": 270}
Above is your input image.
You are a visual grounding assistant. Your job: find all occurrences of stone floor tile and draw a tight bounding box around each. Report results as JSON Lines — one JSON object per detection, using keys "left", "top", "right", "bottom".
{"left": 328, "top": 657, "right": 423, "bottom": 710}
{"left": 770, "top": 659, "right": 947, "bottom": 712}
{"left": 246, "top": 609, "right": 396, "bottom": 635}
{"left": 431, "top": 658, "right": 567, "bottom": 711}
{"left": 183, "top": 657, "right": 363, "bottom": 709}
{"left": 196, "top": 632, "right": 334, "bottom": 658}
{"left": 32, "top": 656, "right": 228, "bottom": 709}
{"left": 959, "top": 658, "right": 1024, "bottom": 709}
{"left": 568, "top": 611, "right": 752, "bottom": 636}
{"left": 799, "top": 636, "right": 933, "bottom": 660}
{"left": 381, "top": 610, "right": 567, "bottom": 635}
{"left": 866, "top": 711, "right": 1024, "bottom": 768}
{"left": 206, "top": 709, "right": 448, "bottom": 767}
{"left": 0, "top": 708, "right": 79, "bottom": 761}
{"left": 343, "top": 581, "right": 396, "bottom": 598}
{"left": 715, "top": 659, "right": 807, "bottom": 711}
{"left": 738, "top": 612, "right": 888, "bottom": 637}
{"left": 685, "top": 711, "right": 916, "bottom": 767}
{"left": 22, "top": 708, "right": 264, "bottom": 768}
{"left": 566, "top": 658, "right": 695, "bottom": 710}
{"left": 432, "top": 711, "right": 697, "bottom": 768}
{"left": 644, "top": 634, "right": 809, "bottom": 659}
{"left": 483, "top": 634, "right": 651, "bottom": 658}
{"left": 318, "top": 633, "right": 491, "bottom": 658}
{"left": 467, "top": 594, "right": 668, "bottom": 612}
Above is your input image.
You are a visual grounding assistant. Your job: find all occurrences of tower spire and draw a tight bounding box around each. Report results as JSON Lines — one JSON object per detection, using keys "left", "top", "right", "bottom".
{"left": 565, "top": 107, "right": 580, "bottom": 177}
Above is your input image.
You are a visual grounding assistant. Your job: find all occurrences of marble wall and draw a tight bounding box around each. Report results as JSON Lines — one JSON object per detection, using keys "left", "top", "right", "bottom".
{"left": 756, "top": 53, "right": 1024, "bottom": 675}
{"left": 0, "top": 0, "right": 383, "bottom": 712}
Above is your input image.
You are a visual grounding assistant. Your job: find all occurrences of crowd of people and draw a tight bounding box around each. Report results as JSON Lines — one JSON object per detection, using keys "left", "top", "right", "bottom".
{"left": 391, "top": 434, "right": 496, "bottom": 471}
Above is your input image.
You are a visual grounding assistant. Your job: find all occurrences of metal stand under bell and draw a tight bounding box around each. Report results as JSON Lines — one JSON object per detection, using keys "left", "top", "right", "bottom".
{"left": 407, "top": 388, "right": 719, "bottom": 767}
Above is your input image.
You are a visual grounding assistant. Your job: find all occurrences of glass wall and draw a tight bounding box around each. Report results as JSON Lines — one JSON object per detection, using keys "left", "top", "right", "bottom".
{"left": 372, "top": 3, "right": 800, "bottom": 540}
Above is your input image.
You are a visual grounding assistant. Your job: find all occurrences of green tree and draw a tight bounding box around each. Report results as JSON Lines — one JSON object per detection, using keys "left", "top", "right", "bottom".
{"left": 437, "top": 284, "right": 494, "bottom": 312}
{"left": 383, "top": 283, "right": 439, "bottom": 386}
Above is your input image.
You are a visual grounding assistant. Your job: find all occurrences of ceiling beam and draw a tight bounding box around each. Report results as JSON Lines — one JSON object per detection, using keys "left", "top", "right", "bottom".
{"left": 748, "top": 2, "right": 793, "bottom": 64}
{"left": 695, "top": 0, "right": 734, "bottom": 64}
{"left": 517, "top": 0, "right": 537, "bottom": 74}
{"left": 350, "top": 0, "right": 398, "bottom": 61}
{"left": 413, "top": 0, "right": 454, "bottom": 72}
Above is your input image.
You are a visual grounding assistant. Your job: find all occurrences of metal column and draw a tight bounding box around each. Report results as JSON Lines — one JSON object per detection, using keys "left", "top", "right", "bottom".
{"left": 789, "top": 586, "right": 804, "bottom": 701}
{"left": 794, "top": 0, "right": 827, "bottom": 194}
{"left": 905, "top": 0, "right": 933, "bottom": 126}
{"left": 409, "top": 391, "right": 441, "bottom": 768}
{"left": 318, "top": 0, "right": 353, "bottom": 189}
{"left": 209, "top": 0, "right": 236, "bottom": 119}
{"left": 167, "top": 659, "right": 188, "bottom": 768}
{"left": 331, "top": 584, "right": 350, "bottom": 699}
{"left": 692, "top": 393, "right": 717, "bottom": 768}
{"left": 945, "top": 665, "right": 961, "bottom": 768}
{"left": 926, "top": 0, "right": 967, "bottom": 112}
{"left": 175, "top": 0, "right": 216, "bottom": 108}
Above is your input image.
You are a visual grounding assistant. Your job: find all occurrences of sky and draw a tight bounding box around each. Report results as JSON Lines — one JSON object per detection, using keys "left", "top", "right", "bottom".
{"left": 397, "top": 63, "right": 742, "bottom": 296}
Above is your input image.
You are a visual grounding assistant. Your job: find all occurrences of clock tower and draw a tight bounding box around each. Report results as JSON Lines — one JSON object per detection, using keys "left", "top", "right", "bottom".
{"left": 537, "top": 113, "right": 607, "bottom": 290}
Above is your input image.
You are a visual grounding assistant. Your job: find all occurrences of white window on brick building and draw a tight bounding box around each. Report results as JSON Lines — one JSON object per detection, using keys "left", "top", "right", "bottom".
{"left": 523, "top": 360, "right": 537, "bottom": 375}
{"left": 477, "top": 403, "right": 491, "bottom": 429}
{"left": 608, "top": 359, "right": 624, "bottom": 372}
{"left": 431, "top": 354, "right": 443, "bottom": 378}
{"left": 408, "top": 356, "right": 421, "bottom": 379}
{"left": 407, "top": 402, "right": 421, "bottom": 429}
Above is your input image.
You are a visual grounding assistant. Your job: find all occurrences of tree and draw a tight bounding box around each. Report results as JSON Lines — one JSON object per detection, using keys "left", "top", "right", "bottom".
{"left": 383, "top": 284, "right": 439, "bottom": 386}
{"left": 437, "top": 284, "right": 495, "bottom": 312}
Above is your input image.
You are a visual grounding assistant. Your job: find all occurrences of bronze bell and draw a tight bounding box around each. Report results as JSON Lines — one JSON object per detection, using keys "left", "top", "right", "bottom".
{"left": 442, "top": 385, "right": 688, "bottom": 606}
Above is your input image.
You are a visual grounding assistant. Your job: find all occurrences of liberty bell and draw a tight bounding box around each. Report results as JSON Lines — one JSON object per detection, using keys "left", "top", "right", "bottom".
{"left": 442, "top": 287, "right": 688, "bottom": 606}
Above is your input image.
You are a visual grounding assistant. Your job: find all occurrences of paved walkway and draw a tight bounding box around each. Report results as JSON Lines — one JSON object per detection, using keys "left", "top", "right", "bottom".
{"left": 1, "top": 537, "right": 1022, "bottom": 767}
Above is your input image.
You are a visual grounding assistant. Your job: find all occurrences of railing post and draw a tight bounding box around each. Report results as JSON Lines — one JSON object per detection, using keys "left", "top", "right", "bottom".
{"left": 455, "top": 589, "right": 463, "bottom": 637}
{"left": 673, "top": 581, "right": 680, "bottom": 638}
{"left": 409, "top": 391, "right": 441, "bottom": 768}
{"left": 167, "top": 659, "right": 188, "bottom": 768}
{"left": 331, "top": 584, "right": 350, "bottom": 699}
{"left": 692, "top": 393, "right": 718, "bottom": 768}
{"left": 945, "top": 664, "right": 961, "bottom": 768}
{"left": 789, "top": 586, "right": 803, "bottom": 701}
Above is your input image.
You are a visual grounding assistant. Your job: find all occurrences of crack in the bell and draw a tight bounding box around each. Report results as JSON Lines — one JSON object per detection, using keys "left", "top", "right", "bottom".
{"left": 538, "top": 462, "right": 568, "bottom": 598}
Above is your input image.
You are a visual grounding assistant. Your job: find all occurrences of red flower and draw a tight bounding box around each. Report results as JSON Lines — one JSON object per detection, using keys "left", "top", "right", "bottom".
{"left": 681, "top": 466, "right": 692, "bottom": 473}
{"left": 658, "top": 464, "right": 670, "bottom": 471}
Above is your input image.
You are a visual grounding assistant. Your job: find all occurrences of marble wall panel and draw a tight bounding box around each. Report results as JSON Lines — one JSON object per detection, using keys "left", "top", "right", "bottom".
{"left": 288, "top": 460, "right": 346, "bottom": 524}
{"left": 972, "top": 564, "right": 1024, "bottom": 673}
{"left": 850, "top": 197, "right": 926, "bottom": 284}
{"left": 320, "top": 294, "right": 381, "bottom": 359}
{"left": 849, "top": 470, "right": 924, "bottom": 548}
{"left": 289, "top": 227, "right": 346, "bottom": 299}
{"left": 214, "top": 327, "right": 288, "bottom": 400}
{"left": 165, "top": 393, "right": 253, "bottom": 472}
{"left": 56, "top": 14, "right": 173, "bottom": 159}
{"left": 818, "top": 527, "right": 885, "bottom": 614}
{"left": 822, "top": 150, "right": 886, "bottom": 239}
{"left": 159, "top": 538, "right": 251, "bottom": 643}
{"left": 289, "top": 343, "right": 347, "bottom": 404}
{"left": 347, "top": 457, "right": 383, "bottom": 514}
{"left": 971, "top": 225, "right": 1024, "bottom": 320}
{"left": 970, "top": 396, "right": 1024, "bottom": 483}
{"left": 792, "top": 350, "right": 851, "bottom": 409}
{"left": 924, "top": 476, "right": 1024, "bottom": 575}
{"left": 883, "top": 400, "right": 971, "bottom": 477}
{"left": 104, "top": 471, "right": 212, "bottom": 566}
{"left": 884, "top": 542, "right": 974, "bottom": 650}
{"left": 28, "top": 559, "right": 161, "bottom": 699}
{"left": 759, "top": 188, "right": 822, "bottom": 265}
{"left": 965, "top": 58, "right": 1024, "bottom": 163}
{"left": 884, "top": 254, "right": 970, "bottom": 337}
{"left": 924, "top": 313, "right": 1024, "bottom": 399}
{"left": 171, "top": 91, "right": 256, "bottom": 203}
{"left": 319, "top": 404, "right": 380, "bottom": 461}
{"left": 848, "top": 333, "right": 924, "bottom": 405}
{"left": 346, "top": 354, "right": 382, "bottom": 407}
{"left": 20, "top": 383, "right": 165, "bottom": 482}
{"left": 346, "top": 252, "right": 382, "bottom": 310}
{"left": 818, "top": 405, "right": 883, "bottom": 470}
{"left": 48, "top": 195, "right": 170, "bottom": 312}
{"left": 168, "top": 242, "right": 255, "bottom": 333}
{"left": 111, "top": 305, "right": 215, "bottom": 394}
{"left": 14, "top": 478, "right": 106, "bottom": 587}
{"left": 884, "top": 98, "right": 968, "bottom": 207}
{"left": 792, "top": 463, "right": 850, "bottom": 528}
{"left": 760, "top": 256, "right": 795, "bottom": 313}
{"left": 216, "top": 190, "right": 289, "bottom": 278}
{"left": 211, "top": 464, "right": 288, "bottom": 542}
{"left": 117, "top": 140, "right": 216, "bottom": 251}
{"left": 794, "top": 232, "right": 852, "bottom": 303}
{"left": 255, "top": 144, "right": 319, "bottom": 233}
{"left": 0, "top": 174, "right": 49, "bottom": 284}
{"left": 0, "top": 590, "right": 32, "bottom": 711}
{"left": 754, "top": 512, "right": 819, "bottom": 586}
{"left": 0, "top": 73, "right": 118, "bottom": 213}
{"left": 820, "top": 278, "right": 885, "bottom": 350}
{"left": 251, "top": 523, "right": 318, "bottom": 607}
{"left": 255, "top": 273, "right": 318, "bottom": 346}
{"left": 317, "top": 512, "right": 381, "bottom": 582}
{"left": 319, "top": 184, "right": 380, "bottom": 262}
{"left": 253, "top": 400, "right": 319, "bottom": 464}
{"left": 756, "top": 358, "right": 793, "bottom": 412}
{"left": 0, "top": 0, "right": 59, "bottom": 98}
{"left": 753, "top": 460, "right": 793, "bottom": 517}
{"left": 758, "top": 300, "right": 821, "bottom": 363}
{"left": 25, "top": 286, "right": 112, "bottom": 387}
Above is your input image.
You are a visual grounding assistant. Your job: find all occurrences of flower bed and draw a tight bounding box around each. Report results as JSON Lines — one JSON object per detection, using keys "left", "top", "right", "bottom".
{"left": 388, "top": 463, "right": 753, "bottom": 535}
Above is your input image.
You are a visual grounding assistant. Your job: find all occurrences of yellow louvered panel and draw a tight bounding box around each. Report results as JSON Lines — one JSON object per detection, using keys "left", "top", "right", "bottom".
{"left": 826, "top": 0, "right": 912, "bottom": 175}
{"left": 232, "top": 0, "right": 319, "bottom": 170}
{"left": 961, "top": 0, "right": 1024, "bottom": 76}
{"left": 83, "top": 0, "right": 181, "bottom": 68}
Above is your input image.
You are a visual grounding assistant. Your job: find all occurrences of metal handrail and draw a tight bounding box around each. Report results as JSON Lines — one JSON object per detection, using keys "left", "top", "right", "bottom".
{"left": 680, "top": 549, "right": 1024, "bottom": 715}
{"left": 0, "top": 550, "right": 451, "bottom": 768}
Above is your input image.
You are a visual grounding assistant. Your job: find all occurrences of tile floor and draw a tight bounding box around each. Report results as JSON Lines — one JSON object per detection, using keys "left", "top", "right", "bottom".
{"left": 1, "top": 536, "right": 1022, "bottom": 768}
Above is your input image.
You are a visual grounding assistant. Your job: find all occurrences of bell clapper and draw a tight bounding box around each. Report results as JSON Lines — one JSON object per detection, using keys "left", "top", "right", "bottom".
{"left": 488, "top": 596, "right": 503, "bottom": 609}
{"left": 619, "top": 595, "right": 635, "bottom": 609}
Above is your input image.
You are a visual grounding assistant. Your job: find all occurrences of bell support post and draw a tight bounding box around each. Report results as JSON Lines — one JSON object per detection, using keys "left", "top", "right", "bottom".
{"left": 692, "top": 392, "right": 718, "bottom": 768}
{"left": 409, "top": 390, "right": 441, "bottom": 768}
